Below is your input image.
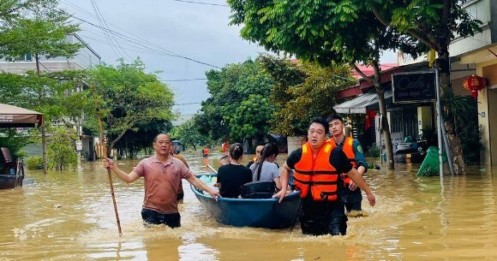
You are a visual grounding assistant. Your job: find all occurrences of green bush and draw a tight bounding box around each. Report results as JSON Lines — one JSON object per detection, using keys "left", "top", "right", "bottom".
{"left": 366, "top": 145, "right": 381, "bottom": 157}
{"left": 48, "top": 127, "right": 78, "bottom": 171}
{"left": 26, "top": 156, "right": 44, "bottom": 170}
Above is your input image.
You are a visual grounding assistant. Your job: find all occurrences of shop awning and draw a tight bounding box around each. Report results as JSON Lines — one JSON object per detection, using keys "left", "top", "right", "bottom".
{"left": 334, "top": 90, "right": 392, "bottom": 114}
{"left": 0, "top": 103, "right": 43, "bottom": 128}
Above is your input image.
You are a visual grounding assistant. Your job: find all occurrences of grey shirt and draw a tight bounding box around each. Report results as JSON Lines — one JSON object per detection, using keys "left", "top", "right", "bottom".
{"left": 249, "top": 161, "right": 280, "bottom": 182}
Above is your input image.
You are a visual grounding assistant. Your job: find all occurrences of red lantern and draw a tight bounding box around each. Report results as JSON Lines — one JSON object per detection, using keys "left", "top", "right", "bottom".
{"left": 463, "top": 75, "right": 487, "bottom": 100}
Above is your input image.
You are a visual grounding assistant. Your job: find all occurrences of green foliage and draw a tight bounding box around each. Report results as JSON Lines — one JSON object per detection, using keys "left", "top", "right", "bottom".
{"left": 87, "top": 58, "right": 175, "bottom": 149}
{"left": 0, "top": 128, "right": 30, "bottom": 161}
{"left": 389, "top": 0, "right": 482, "bottom": 44}
{"left": 366, "top": 145, "right": 381, "bottom": 158}
{"left": 195, "top": 58, "right": 275, "bottom": 142}
{"left": 113, "top": 119, "right": 172, "bottom": 159}
{"left": 170, "top": 117, "right": 208, "bottom": 151}
{"left": 0, "top": 0, "right": 81, "bottom": 62}
{"left": 47, "top": 127, "right": 77, "bottom": 170}
{"left": 260, "top": 55, "right": 354, "bottom": 135}
{"left": 442, "top": 92, "right": 481, "bottom": 164}
{"left": 25, "top": 155, "right": 43, "bottom": 170}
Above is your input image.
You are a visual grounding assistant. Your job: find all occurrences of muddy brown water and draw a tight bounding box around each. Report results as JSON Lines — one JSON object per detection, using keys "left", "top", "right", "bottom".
{"left": 1, "top": 152, "right": 496, "bottom": 260}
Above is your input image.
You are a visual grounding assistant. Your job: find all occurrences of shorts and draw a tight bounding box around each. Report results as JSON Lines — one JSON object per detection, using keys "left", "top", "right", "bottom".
{"left": 141, "top": 208, "right": 181, "bottom": 228}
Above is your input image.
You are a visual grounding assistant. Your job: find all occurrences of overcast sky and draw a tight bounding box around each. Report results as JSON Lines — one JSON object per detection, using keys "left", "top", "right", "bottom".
{"left": 60, "top": 0, "right": 396, "bottom": 124}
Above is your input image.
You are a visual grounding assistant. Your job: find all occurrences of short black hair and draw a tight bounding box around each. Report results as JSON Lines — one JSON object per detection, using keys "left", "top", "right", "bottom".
{"left": 309, "top": 117, "right": 329, "bottom": 134}
{"left": 326, "top": 114, "right": 344, "bottom": 124}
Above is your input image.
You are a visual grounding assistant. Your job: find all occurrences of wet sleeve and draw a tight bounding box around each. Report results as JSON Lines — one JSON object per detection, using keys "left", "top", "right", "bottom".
{"left": 178, "top": 161, "right": 193, "bottom": 180}
{"left": 133, "top": 159, "right": 145, "bottom": 177}
{"left": 353, "top": 140, "right": 368, "bottom": 172}
{"left": 286, "top": 149, "right": 302, "bottom": 169}
{"left": 330, "top": 148, "right": 353, "bottom": 173}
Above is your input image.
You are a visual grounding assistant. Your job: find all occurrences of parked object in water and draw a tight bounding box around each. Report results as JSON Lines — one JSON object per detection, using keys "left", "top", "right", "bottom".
{"left": 0, "top": 147, "right": 24, "bottom": 189}
{"left": 192, "top": 174, "right": 301, "bottom": 229}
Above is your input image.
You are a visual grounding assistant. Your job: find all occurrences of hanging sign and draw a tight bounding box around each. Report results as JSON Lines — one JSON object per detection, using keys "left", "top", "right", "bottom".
{"left": 392, "top": 71, "right": 436, "bottom": 104}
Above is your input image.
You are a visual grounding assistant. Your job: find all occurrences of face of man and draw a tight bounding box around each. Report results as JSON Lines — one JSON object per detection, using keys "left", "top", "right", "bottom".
{"left": 308, "top": 122, "right": 327, "bottom": 149}
{"left": 255, "top": 145, "right": 264, "bottom": 156}
{"left": 153, "top": 134, "right": 172, "bottom": 156}
{"left": 329, "top": 119, "right": 344, "bottom": 137}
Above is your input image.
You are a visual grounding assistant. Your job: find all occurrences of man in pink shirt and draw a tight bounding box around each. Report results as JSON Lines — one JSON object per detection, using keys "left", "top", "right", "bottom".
{"left": 104, "top": 134, "right": 220, "bottom": 228}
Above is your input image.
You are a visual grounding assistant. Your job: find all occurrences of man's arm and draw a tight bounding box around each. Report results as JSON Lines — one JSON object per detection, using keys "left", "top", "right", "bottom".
{"left": 346, "top": 168, "right": 375, "bottom": 206}
{"left": 353, "top": 140, "right": 367, "bottom": 175}
{"left": 349, "top": 140, "right": 367, "bottom": 190}
{"left": 186, "top": 175, "right": 221, "bottom": 201}
{"left": 103, "top": 158, "right": 140, "bottom": 183}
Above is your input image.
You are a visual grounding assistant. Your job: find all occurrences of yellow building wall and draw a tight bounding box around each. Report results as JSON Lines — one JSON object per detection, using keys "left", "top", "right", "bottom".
{"left": 417, "top": 106, "right": 433, "bottom": 138}
{"left": 477, "top": 60, "right": 497, "bottom": 166}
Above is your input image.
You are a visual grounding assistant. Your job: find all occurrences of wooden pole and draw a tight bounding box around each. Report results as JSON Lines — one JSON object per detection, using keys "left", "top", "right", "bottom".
{"left": 91, "top": 83, "right": 122, "bottom": 237}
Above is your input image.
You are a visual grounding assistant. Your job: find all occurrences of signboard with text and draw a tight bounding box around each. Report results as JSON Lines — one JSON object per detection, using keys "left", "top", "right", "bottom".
{"left": 392, "top": 71, "right": 436, "bottom": 104}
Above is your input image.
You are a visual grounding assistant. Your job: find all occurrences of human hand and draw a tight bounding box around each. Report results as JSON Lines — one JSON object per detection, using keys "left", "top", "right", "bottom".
{"left": 209, "top": 190, "right": 221, "bottom": 201}
{"left": 366, "top": 192, "right": 376, "bottom": 207}
{"left": 103, "top": 158, "right": 115, "bottom": 171}
{"left": 348, "top": 180, "right": 358, "bottom": 191}
{"left": 272, "top": 187, "right": 287, "bottom": 203}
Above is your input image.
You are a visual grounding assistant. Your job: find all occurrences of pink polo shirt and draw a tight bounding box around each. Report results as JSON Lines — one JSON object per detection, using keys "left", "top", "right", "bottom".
{"left": 133, "top": 155, "right": 193, "bottom": 214}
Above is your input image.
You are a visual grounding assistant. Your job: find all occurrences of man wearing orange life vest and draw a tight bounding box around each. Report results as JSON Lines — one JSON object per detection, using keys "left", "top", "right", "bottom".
{"left": 327, "top": 115, "right": 368, "bottom": 213}
{"left": 274, "top": 117, "right": 375, "bottom": 236}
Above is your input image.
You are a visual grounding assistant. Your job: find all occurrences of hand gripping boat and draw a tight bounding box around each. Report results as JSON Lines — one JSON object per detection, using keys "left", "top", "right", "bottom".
{"left": 191, "top": 174, "right": 301, "bottom": 229}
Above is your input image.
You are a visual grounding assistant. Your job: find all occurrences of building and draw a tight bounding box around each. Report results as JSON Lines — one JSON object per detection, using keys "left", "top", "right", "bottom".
{"left": 334, "top": 1, "right": 494, "bottom": 166}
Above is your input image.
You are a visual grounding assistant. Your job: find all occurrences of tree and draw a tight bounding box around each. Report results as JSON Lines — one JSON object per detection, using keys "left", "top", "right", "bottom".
{"left": 196, "top": 59, "right": 275, "bottom": 142}
{"left": 87, "top": 58, "right": 175, "bottom": 151}
{"left": 368, "top": 0, "right": 482, "bottom": 173}
{"left": 171, "top": 117, "right": 209, "bottom": 151}
{"left": 228, "top": 0, "right": 414, "bottom": 169}
{"left": 112, "top": 119, "right": 172, "bottom": 159}
{"left": 47, "top": 126, "right": 78, "bottom": 170}
{"left": 259, "top": 55, "right": 354, "bottom": 136}
{"left": 0, "top": 0, "right": 82, "bottom": 173}
{"left": 0, "top": 71, "right": 88, "bottom": 164}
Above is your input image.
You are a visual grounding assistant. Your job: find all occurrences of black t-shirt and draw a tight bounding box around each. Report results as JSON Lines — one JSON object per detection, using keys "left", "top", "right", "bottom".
{"left": 246, "top": 160, "right": 255, "bottom": 169}
{"left": 286, "top": 147, "right": 353, "bottom": 173}
{"left": 217, "top": 164, "right": 252, "bottom": 198}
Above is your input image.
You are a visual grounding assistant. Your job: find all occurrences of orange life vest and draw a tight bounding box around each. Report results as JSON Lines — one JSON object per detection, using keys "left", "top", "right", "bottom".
{"left": 293, "top": 141, "right": 339, "bottom": 202}
{"left": 330, "top": 136, "right": 356, "bottom": 185}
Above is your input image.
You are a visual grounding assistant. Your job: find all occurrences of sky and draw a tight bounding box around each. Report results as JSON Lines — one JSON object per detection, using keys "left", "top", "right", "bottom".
{"left": 59, "top": 0, "right": 397, "bottom": 124}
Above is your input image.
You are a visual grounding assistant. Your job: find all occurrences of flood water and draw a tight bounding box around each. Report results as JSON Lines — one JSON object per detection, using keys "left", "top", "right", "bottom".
{"left": 1, "top": 152, "right": 496, "bottom": 260}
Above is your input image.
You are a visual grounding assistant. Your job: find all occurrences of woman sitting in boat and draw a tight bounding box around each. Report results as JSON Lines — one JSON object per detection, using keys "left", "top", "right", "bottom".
{"left": 216, "top": 143, "right": 252, "bottom": 198}
{"left": 249, "top": 143, "right": 282, "bottom": 190}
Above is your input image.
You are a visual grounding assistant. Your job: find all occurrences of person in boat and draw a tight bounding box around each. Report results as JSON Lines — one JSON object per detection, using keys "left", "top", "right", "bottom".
{"left": 274, "top": 117, "right": 376, "bottom": 236}
{"left": 246, "top": 143, "right": 264, "bottom": 169}
{"left": 216, "top": 143, "right": 252, "bottom": 198}
{"left": 103, "top": 133, "right": 220, "bottom": 228}
{"left": 249, "top": 142, "right": 282, "bottom": 190}
{"left": 171, "top": 150, "right": 189, "bottom": 204}
{"left": 327, "top": 115, "right": 368, "bottom": 213}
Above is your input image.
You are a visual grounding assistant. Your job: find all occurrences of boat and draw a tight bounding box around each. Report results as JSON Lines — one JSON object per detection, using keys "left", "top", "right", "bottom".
{"left": 191, "top": 174, "right": 302, "bottom": 229}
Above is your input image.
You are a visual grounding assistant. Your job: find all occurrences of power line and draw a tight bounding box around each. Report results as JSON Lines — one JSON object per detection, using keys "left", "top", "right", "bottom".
{"left": 58, "top": 7, "right": 222, "bottom": 69}
{"left": 171, "top": 0, "right": 228, "bottom": 7}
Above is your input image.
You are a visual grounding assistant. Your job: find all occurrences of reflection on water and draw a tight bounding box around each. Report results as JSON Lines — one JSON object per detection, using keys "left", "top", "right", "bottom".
{"left": 0, "top": 152, "right": 496, "bottom": 260}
